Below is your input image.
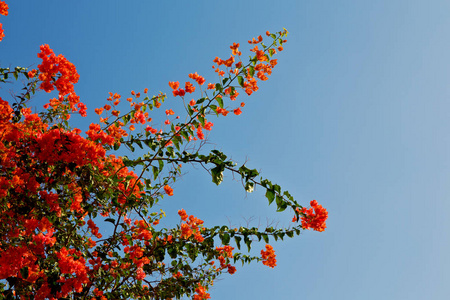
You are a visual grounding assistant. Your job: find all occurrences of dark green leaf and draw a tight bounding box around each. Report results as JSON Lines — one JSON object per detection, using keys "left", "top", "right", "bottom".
{"left": 234, "top": 236, "right": 242, "bottom": 250}
{"left": 20, "top": 267, "right": 28, "bottom": 279}
{"left": 220, "top": 233, "right": 230, "bottom": 245}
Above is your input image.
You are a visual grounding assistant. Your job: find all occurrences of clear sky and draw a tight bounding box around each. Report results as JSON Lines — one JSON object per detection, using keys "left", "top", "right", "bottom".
{"left": 2, "top": 1, "right": 450, "bottom": 299}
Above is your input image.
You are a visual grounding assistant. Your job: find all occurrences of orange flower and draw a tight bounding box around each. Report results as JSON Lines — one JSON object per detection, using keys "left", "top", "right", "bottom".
{"left": 27, "top": 69, "right": 37, "bottom": 78}
{"left": 178, "top": 209, "right": 188, "bottom": 221}
{"left": 164, "top": 185, "right": 173, "bottom": 196}
{"left": 298, "top": 200, "right": 328, "bottom": 232}
{"left": 168, "top": 81, "right": 179, "bottom": 90}
{"left": 193, "top": 284, "right": 211, "bottom": 300}
{"left": 261, "top": 244, "right": 277, "bottom": 268}
{"left": 185, "top": 82, "right": 196, "bottom": 93}
{"left": 0, "top": 24, "right": 5, "bottom": 42}
{"left": 165, "top": 109, "right": 175, "bottom": 115}
{"left": 230, "top": 43, "right": 241, "bottom": 56}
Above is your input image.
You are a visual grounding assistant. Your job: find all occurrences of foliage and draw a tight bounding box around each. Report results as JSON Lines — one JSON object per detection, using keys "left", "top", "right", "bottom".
{"left": 0, "top": 3, "right": 327, "bottom": 299}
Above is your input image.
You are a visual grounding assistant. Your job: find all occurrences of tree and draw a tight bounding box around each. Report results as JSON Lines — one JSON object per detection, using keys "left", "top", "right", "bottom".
{"left": 0, "top": 2, "right": 327, "bottom": 299}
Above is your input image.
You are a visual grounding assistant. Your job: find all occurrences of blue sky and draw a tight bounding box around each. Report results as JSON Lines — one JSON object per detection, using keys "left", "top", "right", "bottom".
{"left": 2, "top": 1, "right": 450, "bottom": 299}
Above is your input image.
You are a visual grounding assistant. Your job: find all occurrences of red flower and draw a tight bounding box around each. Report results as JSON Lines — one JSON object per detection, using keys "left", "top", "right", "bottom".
{"left": 0, "top": 1, "right": 8, "bottom": 16}
{"left": 298, "top": 200, "right": 328, "bottom": 232}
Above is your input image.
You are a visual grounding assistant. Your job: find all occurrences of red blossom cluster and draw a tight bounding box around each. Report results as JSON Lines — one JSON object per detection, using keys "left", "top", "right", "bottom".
{"left": 0, "top": 94, "right": 146, "bottom": 298}
{"left": 0, "top": 0, "right": 8, "bottom": 41}
{"left": 261, "top": 244, "right": 277, "bottom": 268}
{"left": 294, "top": 200, "right": 328, "bottom": 232}
{"left": 178, "top": 210, "right": 204, "bottom": 243}
{"left": 34, "top": 44, "right": 87, "bottom": 116}
{"left": 215, "top": 245, "right": 237, "bottom": 274}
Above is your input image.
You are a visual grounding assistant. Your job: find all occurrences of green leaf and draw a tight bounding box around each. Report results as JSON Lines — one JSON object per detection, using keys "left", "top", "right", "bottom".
{"left": 276, "top": 195, "right": 287, "bottom": 212}
{"left": 168, "top": 246, "right": 178, "bottom": 259}
{"left": 245, "top": 237, "right": 252, "bottom": 251}
{"left": 262, "top": 234, "right": 269, "bottom": 243}
{"left": 266, "top": 189, "right": 275, "bottom": 205}
{"left": 249, "top": 66, "right": 255, "bottom": 77}
{"left": 211, "top": 165, "right": 224, "bottom": 186}
{"left": 237, "top": 76, "right": 244, "bottom": 87}
{"left": 245, "top": 181, "right": 254, "bottom": 193}
{"left": 172, "top": 135, "right": 181, "bottom": 150}
{"left": 180, "top": 130, "right": 189, "bottom": 141}
{"left": 198, "top": 115, "right": 205, "bottom": 126}
{"left": 220, "top": 233, "right": 230, "bottom": 245}
{"left": 105, "top": 218, "right": 115, "bottom": 225}
{"left": 234, "top": 236, "right": 242, "bottom": 250}
{"left": 20, "top": 267, "right": 28, "bottom": 279}
{"left": 135, "top": 139, "right": 143, "bottom": 149}
{"left": 217, "top": 96, "right": 224, "bottom": 108}
{"left": 152, "top": 165, "right": 160, "bottom": 180}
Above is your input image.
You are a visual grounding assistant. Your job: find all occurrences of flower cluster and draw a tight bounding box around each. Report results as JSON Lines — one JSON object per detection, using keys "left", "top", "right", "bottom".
{"left": 178, "top": 209, "right": 204, "bottom": 242}
{"left": 215, "top": 245, "right": 237, "bottom": 274}
{"left": 36, "top": 44, "right": 86, "bottom": 116}
{"left": 0, "top": 0, "right": 8, "bottom": 41}
{"left": 193, "top": 284, "right": 211, "bottom": 300}
{"left": 261, "top": 244, "right": 277, "bottom": 268}
{"left": 294, "top": 200, "right": 328, "bottom": 232}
